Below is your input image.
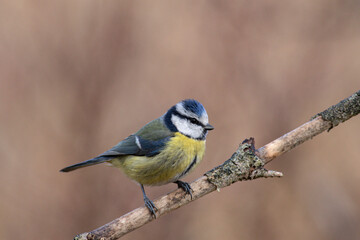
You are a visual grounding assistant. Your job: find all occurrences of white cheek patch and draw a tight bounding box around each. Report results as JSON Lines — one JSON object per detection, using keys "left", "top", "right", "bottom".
{"left": 171, "top": 114, "right": 203, "bottom": 139}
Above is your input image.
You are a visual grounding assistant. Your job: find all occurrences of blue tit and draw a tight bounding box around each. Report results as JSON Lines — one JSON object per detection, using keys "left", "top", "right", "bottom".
{"left": 60, "top": 99, "right": 214, "bottom": 217}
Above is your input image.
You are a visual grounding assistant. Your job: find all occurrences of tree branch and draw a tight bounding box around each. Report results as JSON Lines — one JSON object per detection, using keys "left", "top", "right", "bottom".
{"left": 75, "top": 90, "right": 360, "bottom": 240}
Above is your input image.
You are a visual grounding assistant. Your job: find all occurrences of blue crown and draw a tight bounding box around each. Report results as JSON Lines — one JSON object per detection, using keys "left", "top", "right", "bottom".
{"left": 181, "top": 99, "right": 205, "bottom": 116}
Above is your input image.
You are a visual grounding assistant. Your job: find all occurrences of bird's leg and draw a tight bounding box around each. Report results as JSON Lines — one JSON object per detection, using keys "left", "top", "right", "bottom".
{"left": 140, "top": 184, "right": 157, "bottom": 218}
{"left": 174, "top": 180, "right": 193, "bottom": 200}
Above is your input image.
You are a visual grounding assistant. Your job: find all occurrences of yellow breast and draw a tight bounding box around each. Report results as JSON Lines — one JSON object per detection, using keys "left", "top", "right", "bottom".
{"left": 111, "top": 132, "right": 206, "bottom": 185}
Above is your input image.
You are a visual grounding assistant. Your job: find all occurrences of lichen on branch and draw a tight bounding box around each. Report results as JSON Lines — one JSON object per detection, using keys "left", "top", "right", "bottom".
{"left": 205, "top": 138, "right": 281, "bottom": 189}
{"left": 313, "top": 90, "right": 360, "bottom": 130}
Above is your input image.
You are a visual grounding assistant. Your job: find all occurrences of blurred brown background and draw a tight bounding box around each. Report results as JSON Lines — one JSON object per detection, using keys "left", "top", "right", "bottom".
{"left": 1, "top": 1, "right": 359, "bottom": 239}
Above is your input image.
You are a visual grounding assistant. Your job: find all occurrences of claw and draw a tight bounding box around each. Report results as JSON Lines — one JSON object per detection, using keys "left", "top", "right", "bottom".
{"left": 144, "top": 195, "right": 158, "bottom": 218}
{"left": 141, "top": 185, "right": 157, "bottom": 218}
{"left": 175, "top": 180, "right": 193, "bottom": 200}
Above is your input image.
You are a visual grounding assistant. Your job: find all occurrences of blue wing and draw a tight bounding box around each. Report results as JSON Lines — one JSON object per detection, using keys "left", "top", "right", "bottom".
{"left": 99, "top": 117, "right": 174, "bottom": 158}
{"left": 99, "top": 134, "right": 172, "bottom": 157}
{"left": 60, "top": 117, "right": 173, "bottom": 172}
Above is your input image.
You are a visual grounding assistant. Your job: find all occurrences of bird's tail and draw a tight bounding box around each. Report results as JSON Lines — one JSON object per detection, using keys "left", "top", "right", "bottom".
{"left": 60, "top": 156, "right": 113, "bottom": 172}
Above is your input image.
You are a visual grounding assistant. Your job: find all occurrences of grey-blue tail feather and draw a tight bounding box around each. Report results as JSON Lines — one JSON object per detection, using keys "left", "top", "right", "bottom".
{"left": 60, "top": 156, "right": 113, "bottom": 172}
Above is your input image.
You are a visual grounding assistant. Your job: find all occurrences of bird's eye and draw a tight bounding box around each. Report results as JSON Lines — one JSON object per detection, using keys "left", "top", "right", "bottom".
{"left": 189, "top": 118, "right": 198, "bottom": 124}
{"left": 189, "top": 118, "right": 202, "bottom": 126}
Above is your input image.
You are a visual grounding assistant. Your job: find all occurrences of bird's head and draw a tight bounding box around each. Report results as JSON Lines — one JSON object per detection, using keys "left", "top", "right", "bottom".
{"left": 164, "top": 99, "right": 214, "bottom": 140}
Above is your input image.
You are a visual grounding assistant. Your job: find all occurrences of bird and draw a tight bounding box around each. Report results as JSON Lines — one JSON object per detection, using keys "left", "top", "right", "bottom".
{"left": 60, "top": 99, "right": 214, "bottom": 217}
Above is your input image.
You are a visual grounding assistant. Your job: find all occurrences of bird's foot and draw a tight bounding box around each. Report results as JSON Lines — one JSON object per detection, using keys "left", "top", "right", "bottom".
{"left": 144, "top": 195, "right": 158, "bottom": 218}
{"left": 175, "top": 180, "right": 193, "bottom": 200}
{"left": 141, "top": 184, "right": 158, "bottom": 218}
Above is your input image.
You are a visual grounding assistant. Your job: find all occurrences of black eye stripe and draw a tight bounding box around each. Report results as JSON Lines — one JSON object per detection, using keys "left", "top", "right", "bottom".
{"left": 173, "top": 111, "right": 205, "bottom": 127}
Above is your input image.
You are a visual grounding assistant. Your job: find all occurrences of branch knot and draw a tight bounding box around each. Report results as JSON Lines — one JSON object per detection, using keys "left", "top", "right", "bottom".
{"left": 205, "top": 138, "right": 282, "bottom": 189}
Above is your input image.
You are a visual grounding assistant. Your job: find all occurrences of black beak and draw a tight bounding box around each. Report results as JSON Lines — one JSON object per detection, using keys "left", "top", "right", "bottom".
{"left": 204, "top": 123, "right": 214, "bottom": 130}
